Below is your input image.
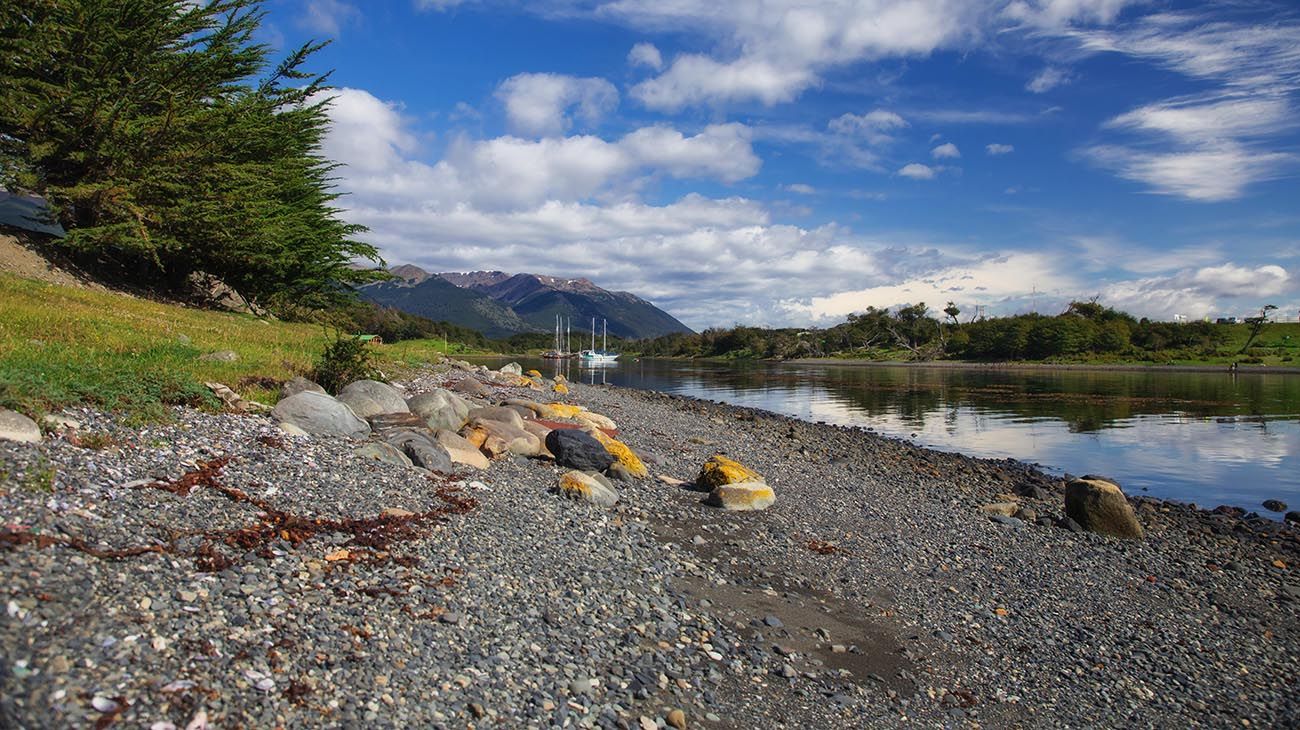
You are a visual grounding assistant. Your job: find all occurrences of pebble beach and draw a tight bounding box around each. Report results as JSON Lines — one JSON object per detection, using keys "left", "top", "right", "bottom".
{"left": 2, "top": 360, "right": 1298, "bottom": 729}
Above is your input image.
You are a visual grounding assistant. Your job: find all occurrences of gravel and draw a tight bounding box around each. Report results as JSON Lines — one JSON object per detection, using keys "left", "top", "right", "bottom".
{"left": 2, "top": 361, "right": 1297, "bottom": 728}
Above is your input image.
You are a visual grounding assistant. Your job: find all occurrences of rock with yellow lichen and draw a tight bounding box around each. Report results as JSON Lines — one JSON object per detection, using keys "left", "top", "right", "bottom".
{"left": 574, "top": 411, "right": 617, "bottom": 431}
{"left": 553, "top": 382, "right": 570, "bottom": 395}
{"left": 706, "top": 481, "right": 776, "bottom": 511}
{"left": 584, "top": 428, "right": 648, "bottom": 479}
{"left": 696, "top": 455, "right": 763, "bottom": 490}
{"left": 538, "top": 402, "right": 586, "bottom": 420}
{"left": 558, "top": 470, "right": 619, "bottom": 507}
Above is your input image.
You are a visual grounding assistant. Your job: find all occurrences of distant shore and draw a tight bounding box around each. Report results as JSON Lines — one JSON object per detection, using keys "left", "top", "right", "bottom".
{"left": 784, "top": 358, "right": 1300, "bottom": 375}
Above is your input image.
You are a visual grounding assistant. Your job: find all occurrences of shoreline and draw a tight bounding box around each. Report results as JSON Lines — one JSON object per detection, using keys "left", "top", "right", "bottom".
{"left": 2, "top": 363, "right": 1297, "bottom": 727}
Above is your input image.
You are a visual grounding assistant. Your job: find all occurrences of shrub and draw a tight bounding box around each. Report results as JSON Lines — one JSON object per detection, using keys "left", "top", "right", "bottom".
{"left": 312, "top": 333, "right": 379, "bottom": 393}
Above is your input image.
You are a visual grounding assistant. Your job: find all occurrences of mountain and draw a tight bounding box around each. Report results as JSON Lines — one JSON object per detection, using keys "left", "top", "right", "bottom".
{"left": 440, "top": 271, "right": 693, "bottom": 339}
{"left": 358, "top": 267, "right": 540, "bottom": 340}
{"left": 361, "top": 265, "right": 693, "bottom": 340}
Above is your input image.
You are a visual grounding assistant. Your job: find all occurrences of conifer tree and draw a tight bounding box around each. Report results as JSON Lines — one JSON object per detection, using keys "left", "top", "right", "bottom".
{"left": 0, "top": 0, "right": 382, "bottom": 309}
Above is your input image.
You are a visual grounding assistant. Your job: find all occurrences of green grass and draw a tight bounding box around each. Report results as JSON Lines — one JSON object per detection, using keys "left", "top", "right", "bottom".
{"left": 0, "top": 272, "right": 461, "bottom": 420}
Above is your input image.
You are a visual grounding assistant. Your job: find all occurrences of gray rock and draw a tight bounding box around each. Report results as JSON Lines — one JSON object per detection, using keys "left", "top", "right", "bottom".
{"left": 451, "top": 378, "right": 493, "bottom": 398}
{"left": 408, "top": 389, "right": 471, "bottom": 431}
{"left": 281, "top": 376, "right": 326, "bottom": 398}
{"left": 500, "top": 362, "right": 523, "bottom": 376}
{"left": 763, "top": 615, "right": 784, "bottom": 628}
{"left": 0, "top": 409, "right": 42, "bottom": 443}
{"left": 339, "top": 380, "right": 409, "bottom": 416}
{"left": 557, "top": 471, "right": 619, "bottom": 508}
{"left": 989, "top": 515, "right": 1024, "bottom": 528}
{"left": 546, "top": 429, "right": 615, "bottom": 472}
{"left": 467, "top": 406, "right": 526, "bottom": 430}
{"left": 355, "top": 441, "right": 414, "bottom": 468}
{"left": 270, "top": 391, "right": 369, "bottom": 439}
{"left": 383, "top": 429, "right": 454, "bottom": 473}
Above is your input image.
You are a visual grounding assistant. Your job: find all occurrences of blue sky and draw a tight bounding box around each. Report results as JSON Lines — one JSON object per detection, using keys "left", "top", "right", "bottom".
{"left": 261, "top": 0, "right": 1299, "bottom": 329}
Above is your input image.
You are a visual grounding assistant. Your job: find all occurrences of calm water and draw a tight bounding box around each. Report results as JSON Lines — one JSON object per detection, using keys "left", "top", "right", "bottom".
{"left": 487, "top": 357, "right": 1300, "bottom": 517}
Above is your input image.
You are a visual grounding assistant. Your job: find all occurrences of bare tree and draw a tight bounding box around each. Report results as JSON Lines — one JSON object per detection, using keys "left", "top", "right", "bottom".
{"left": 1239, "top": 304, "right": 1278, "bottom": 354}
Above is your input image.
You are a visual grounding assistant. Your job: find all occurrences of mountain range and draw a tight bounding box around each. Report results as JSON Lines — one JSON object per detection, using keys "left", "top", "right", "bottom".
{"left": 359, "top": 265, "right": 693, "bottom": 341}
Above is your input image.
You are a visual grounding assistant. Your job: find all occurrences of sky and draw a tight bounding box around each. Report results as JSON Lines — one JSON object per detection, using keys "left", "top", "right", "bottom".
{"left": 259, "top": 0, "right": 1300, "bottom": 330}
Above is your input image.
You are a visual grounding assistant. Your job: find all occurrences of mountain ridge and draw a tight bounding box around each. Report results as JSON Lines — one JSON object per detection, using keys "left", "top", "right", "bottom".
{"left": 360, "top": 265, "right": 692, "bottom": 340}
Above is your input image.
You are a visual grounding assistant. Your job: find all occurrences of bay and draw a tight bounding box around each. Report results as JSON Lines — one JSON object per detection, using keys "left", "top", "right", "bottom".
{"left": 489, "top": 357, "right": 1300, "bottom": 518}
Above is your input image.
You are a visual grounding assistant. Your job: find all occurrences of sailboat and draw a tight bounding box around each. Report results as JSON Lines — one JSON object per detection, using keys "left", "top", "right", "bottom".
{"left": 542, "top": 314, "right": 574, "bottom": 359}
{"left": 579, "top": 317, "right": 619, "bottom": 364}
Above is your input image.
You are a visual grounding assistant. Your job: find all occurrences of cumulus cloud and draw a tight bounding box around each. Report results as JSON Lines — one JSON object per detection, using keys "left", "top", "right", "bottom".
{"left": 782, "top": 252, "right": 1080, "bottom": 322}
{"left": 986, "top": 143, "right": 1015, "bottom": 155}
{"left": 898, "top": 163, "right": 937, "bottom": 180}
{"left": 613, "top": 1, "right": 993, "bottom": 109}
{"left": 495, "top": 73, "right": 619, "bottom": 137}
{"left": 1026, "top": 66, "right": 1072, "bottom": 93}
{"left": 782, "top": 183, "right": 817, "bottom": 195}
{"left": 299, "top": 0, "right": 360, "bottom": 36}
{"left": 627, "top": 42, "right": 663, "bottom": 70}
{"left": 1101, "top": 264, "right": 1293, "bottom": 319}
{"left": 931, "top": 142, "right": 961, "bottom": 159}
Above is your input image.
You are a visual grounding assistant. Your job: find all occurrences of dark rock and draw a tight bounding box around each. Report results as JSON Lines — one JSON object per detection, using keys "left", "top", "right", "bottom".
{"left": 1262, "top": 499, "right": 1288, "bottom": 513}
{"left": 1056, "top": 516, "right": 1083, "bottom": 533}
{"left": 184, "top": 270, "right": 266, "bottom": 316}
{"left": 1286, "top": 511, "right": 1300, "bottom": 525}
{"left": 368, "top": 412, "right": 427, "bottom": 431}
{"left": 384, "top": 429, "right": 454, "bottom": 473}
{"left": 989, "top": 515, "right": 1024, "bottom": 528}
{"left": 546, "top": 429, "right": 615, "bottom": 472}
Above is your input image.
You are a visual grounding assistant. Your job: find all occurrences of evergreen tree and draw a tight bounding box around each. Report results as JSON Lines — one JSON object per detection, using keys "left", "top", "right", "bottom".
{"left": 0, "top": 0, "right": 382, "bottom": 308}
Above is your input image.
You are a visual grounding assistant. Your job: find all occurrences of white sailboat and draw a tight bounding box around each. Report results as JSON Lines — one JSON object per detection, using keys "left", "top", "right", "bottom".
{"left": 579, "top": 317, "right": 619, "bottom": 364}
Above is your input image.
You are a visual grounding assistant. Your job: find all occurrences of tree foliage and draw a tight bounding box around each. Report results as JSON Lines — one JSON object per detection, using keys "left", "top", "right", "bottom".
{"left": 0, "top": 0, "right": 382, "bottom": 309}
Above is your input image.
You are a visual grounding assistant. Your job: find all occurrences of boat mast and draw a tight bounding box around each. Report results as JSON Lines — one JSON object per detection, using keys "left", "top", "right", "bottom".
{"left": 590, "top": 317, "right": 596, "bottom": 351}
{"left": 602, "top": 319, "right": 607, "bottom": 352}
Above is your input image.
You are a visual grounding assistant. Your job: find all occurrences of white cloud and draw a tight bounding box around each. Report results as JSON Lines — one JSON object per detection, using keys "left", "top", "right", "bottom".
{"left": 1067, "top": 13, "right": 1300, "bottom": 201}
{"left": 828, "top": 110, "right": 908, "bottom": 145}
{"left": 495, "top": 73, "right": 619, "bottom": 137}
{"left": 1003, "top": 0, "right": 1140, "bottom": 28}
{"left": 299, "top": 0, "right": 360, "bottom": 36}
{"left": 628, "top": 42, "right": 663, "bottom": 70}
{"left": 1106, "top": 96, "right": 1293, "bottom": 144}
{"left": 986, "top": 143, "right": 1015, "bottom": 155}
{"left": 1026, "top": 66, "right": 1072, "bottom": 93}
{"left": 898, "top": 163, "right": 937, "bottom": 180}
{"left": 782, "top": 183, "right": 817, "bottom": 195}
{"left": 1086, "top": 143, "right": 1294, "bottom": 202}
{"left": 415, "top": 0, "right": 469, "bottom": 9}
{"left": 783, "top": 252, "right": 1079, "bottom": 322}
{"left": 613, "top": 1, "right": 993, "bottom": 109}
{"left": 931, "top": 142, "right": 961, "bottom": 159}
{"left": 1101, "top": 264, "right": 1293, "bottom": 320}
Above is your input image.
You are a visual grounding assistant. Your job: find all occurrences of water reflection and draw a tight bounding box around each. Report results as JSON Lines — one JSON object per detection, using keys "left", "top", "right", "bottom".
{"left": 490, "top": 357, "right": 1299, "bottom": 515}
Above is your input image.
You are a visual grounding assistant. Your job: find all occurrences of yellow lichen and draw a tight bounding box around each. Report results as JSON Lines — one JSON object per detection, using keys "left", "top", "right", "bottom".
{"left": 708, "top": 482, "right": 776, "bottom": 511}
{"left": 553, "top": 382, "right": 570, "bottom": 395}
{"left": 586, "top": 428, "right": 648, "bottom": 479}
{"left": 697, "top": 455, "right": 763, "bottom": 489}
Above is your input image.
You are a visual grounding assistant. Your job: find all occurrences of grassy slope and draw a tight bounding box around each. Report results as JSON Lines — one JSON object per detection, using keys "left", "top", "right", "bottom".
{"left": 0, "top": 273, "right": 453, "bottom": 420}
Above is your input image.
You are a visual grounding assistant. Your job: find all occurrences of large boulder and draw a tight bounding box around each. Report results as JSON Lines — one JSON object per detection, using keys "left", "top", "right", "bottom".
{"left": 499, "top": 362, "right": 523, "bottom": 376}
{"left": 451, "top": 378, "right": 493, "bottom": 398}
{"left": 339, "top": 380, "right": 408, "bottom": 416}
{"left": 383, "top": 429, "right": 454, "bottom": 473}
{"left": 697, "top": 455, "right": 763, "bottom": 490}
{"left": 707, "top": 481, "right": 776, "bottom": 511}
{"left": 471, "top": 418, "right": 542, "bottom": 456}
{"left": 0, "top": 408, "right": 41, "bottom": 443}
{"left": 1064, "top": 478, "right": 1144, "bottom": 539}
{"left": 546, "top": 429, "right": 615, "bottom": 472}
{"left": 355, "top": 441, "right": 413, "bottom": 469}
{"left": 574, "top": 411, "right": 617, "bottom": 431}
{"left": 467, "top": 406, "right": 526, "bottom": 430}
{"left": 408, "top": 389, "right": 471, "bottom": 431}
{"left": 435, "top": 429, "right": 489, "bottom": 470}
{"left": 271, "top": 392, "right": 370, "bottom": 439}
{"left": 520, "top": 421, "right": 554, "bottom": 457}
{"left": 184, "top": 270, "right": 266, "bottom": 316}
{"left": 281, "top": 376, "right": 326, "bottom": 399}
{"left": 558, "top": 471, "right": 619, "bottom": 508}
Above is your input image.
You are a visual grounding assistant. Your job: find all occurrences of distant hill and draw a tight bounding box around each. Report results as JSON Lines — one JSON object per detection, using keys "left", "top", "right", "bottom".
{"left": 358, "top": 270, "right": 540, "bottom": 340}
{"left": 362, "top": 266, "right": 693, "bottom": 340}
